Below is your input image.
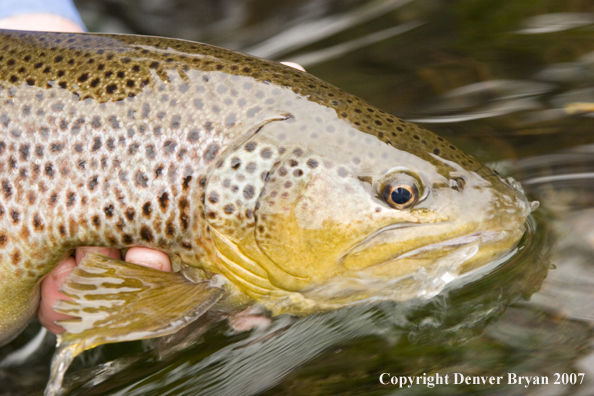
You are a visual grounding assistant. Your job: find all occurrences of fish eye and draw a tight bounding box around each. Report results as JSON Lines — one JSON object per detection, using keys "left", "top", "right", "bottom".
{"left": 382, "top": 180, "right": 419, "bottom": 209}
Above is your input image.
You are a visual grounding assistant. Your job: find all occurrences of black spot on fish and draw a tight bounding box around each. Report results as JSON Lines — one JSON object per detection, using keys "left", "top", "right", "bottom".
{"left": 45, "top": 163, "right": 54, "bottom": 177}
{"left": 104, "top": 204, "right": 114, "bottom": 218}
{"left": 246, "top": 162, "right": 257, "bottom": 173}
{"left": 203, "top": 143, "right": 220, "bottom": 162}
{"left": 245, "top": 142, "right": 257, "bottom": 152}
{"left": 159, "top": 193, "right": 169, "bottom": 210}
{"left": 140, "top": 226, "right": 153, "bottom": 242}
{"left": 208, "top": 192, "right": 219, "bottom": 204}
{"left": 129, "top": 143, "right": 140, "bottom": 154}
{"left": 166, "top": 221, "right": 175, "bottom": 236}
{"left": 182, "top": 175, "right": 192, "bottom": 190}
{"left": 19, "top": 145, "right": 29, "bottom": 161}
{"left": 225, "top": 114, "right": 236, "bottom": 127}
{"left": 109, "top": 115, "right": 121, "bottom": 129}
{"left": 146, "top": 145, "right": 156, "bottom": 159}
{"left": 87, "top": 176, "right": 99, "bottom": 191}
{"left": 181, "top": 242, "right": 192, "bottom": 250}
{"left": 260, "top": 148, "right": 272, "bottom": 159}
{"left": 66, "top": 192, "right": 75, "bottom": 206}
{"left": 135, "top": 171, "right": 148, "bottom": 188}
{"left": 11, "top": 250, "right": 20, "bottom": 265}
{"left": 91, "top": 116, "right": 101, "bottom": 128}
{"left": 243, "top": 185, "right": 255, "bottom": 199}
{"left": 106, "top": 84, "right": 117, "bottom": 94}
{"left": 92, "top": 137, "right": 101, "bottom": 151}
{"left": 188, "top": 129, "right": 200, "bottom": 141}
{"left": 49, "top": 192, "right": 58, "bottom": 205}
{"left": 142, "top": 202, "right": 151, "bottom": 217}
{"left": 163, "top": 140, "right": 177, "bottom": 154}
{"left": 125, "top": 208, "right": 135, "bottom": 221}
{"left": 2, "top": 181, "right": 12, "bottom": 198}
{"left": 170, "top": 115, "right": 181, "bottom": 129}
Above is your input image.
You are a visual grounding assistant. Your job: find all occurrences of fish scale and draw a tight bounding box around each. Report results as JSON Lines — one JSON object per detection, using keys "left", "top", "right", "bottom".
{"left": 0, "top": 29, "right": 313, "bottom": 343}
{"left": 0, "top": 28, "right": 533, "bottom": 375}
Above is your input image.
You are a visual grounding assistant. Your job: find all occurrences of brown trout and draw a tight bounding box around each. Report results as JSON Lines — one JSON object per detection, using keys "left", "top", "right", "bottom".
{"left": 0, "top": 29, "right": 535, "bottom": 393}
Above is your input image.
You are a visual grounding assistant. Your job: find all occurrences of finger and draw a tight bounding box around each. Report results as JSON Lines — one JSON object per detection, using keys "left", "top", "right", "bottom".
{"left": 125, "top": 247, "right": 172, "bottom": 272}
{"left": 38, "top": 257, "right": 76, "bottom": 334}
{"left": 280, "top": 61, "right": 306, "bottom": 72}
{"left": 75, "top": 246, "right": 120, "bottom": 265}
{"left": 0, "top": 14, "right": 85, "bottom": 33}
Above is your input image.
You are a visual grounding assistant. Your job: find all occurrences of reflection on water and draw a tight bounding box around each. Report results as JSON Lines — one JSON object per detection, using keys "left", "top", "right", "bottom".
{"left": 3, "top": 0, "right": 594, "bottom": 395}
{"left": 517, "top": 13, "right": 594, "bottom": 35}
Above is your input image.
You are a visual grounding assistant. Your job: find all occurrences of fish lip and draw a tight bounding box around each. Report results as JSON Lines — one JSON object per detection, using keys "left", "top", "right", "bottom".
{"left": 342, "top": 224, "right": 502, "bottom": 268}
{"left": 394, "top": 230, "right": 500, "bottom": 260}
{"left": 345, "top": 222, "right": 423, "bottom": 255}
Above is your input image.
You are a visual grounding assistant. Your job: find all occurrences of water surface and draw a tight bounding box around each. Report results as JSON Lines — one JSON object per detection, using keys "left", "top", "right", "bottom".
{"left": 2, "top": 0, "right": 594, "bottom": 394}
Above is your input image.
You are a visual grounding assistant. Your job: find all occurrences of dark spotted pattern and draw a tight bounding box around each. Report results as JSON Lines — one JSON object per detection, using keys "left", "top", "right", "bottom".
{"left": 0, "top": 30, "right": 501, "bottom": 343}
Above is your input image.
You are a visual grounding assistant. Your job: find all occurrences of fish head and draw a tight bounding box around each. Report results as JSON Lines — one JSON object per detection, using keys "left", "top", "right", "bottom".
{"left": 206, "top": 113, "right": 533, "bottom": 311}
{"left": 204, "top": 94, "right": 534, "bottom": 312}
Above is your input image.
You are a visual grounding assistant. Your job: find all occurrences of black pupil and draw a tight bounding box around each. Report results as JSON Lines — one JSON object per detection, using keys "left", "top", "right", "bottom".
{"left": 391, "top": 187, "right": 412, "bottom": 205}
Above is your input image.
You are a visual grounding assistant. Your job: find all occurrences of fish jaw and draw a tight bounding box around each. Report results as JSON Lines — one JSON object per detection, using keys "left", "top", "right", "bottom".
{"left": 322, "top": 171, "right": 534, "bottom": 304}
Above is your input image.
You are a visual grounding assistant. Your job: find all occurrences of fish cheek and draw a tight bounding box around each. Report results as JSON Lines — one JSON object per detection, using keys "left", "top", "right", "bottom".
{"left": 254, "top": 160, "right": 392, "bottom": 286}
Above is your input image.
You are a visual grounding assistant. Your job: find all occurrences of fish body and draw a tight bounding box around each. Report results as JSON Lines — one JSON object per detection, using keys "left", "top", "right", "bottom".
{"left": 0, "top": 30, "right": 533, "bottom": 348}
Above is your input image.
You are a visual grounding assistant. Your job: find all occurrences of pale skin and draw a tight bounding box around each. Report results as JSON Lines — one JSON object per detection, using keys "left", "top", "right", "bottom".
{"left": 0, "top": 12, "right": 301, "bottom": 335}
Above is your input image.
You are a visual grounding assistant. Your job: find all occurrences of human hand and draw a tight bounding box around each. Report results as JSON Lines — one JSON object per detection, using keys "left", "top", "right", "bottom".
{"left": 0, "top": 0, "right": 86, "bottom": 32}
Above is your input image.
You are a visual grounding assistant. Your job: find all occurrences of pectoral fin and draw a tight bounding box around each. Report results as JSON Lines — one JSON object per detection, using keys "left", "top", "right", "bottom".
{"left": 44, "top": 253, "right": 224, "bottom": 396}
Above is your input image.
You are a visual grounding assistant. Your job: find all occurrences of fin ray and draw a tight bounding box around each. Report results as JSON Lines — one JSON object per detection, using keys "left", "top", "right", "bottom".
{"left": 45, "top": 253, "right": 224, "bottom": 396}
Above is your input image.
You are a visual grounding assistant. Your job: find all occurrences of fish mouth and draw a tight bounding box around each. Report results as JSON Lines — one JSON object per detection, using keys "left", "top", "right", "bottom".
{"left": 313, "top": 225, "right": 525, "bottom": 306}
{"left": 339, "top": 219, "right": 521, "bottom": 278}
{"left": 303, "top": 227, "right": 522, "bottom": 307}
{"left": 394, "top": 230, "right": 501, "bottom": 260}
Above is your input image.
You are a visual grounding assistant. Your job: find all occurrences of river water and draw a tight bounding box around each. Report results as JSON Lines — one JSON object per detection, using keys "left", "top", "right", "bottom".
{"left": 1, "top": 0, "right": 593, "bottom": 395}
